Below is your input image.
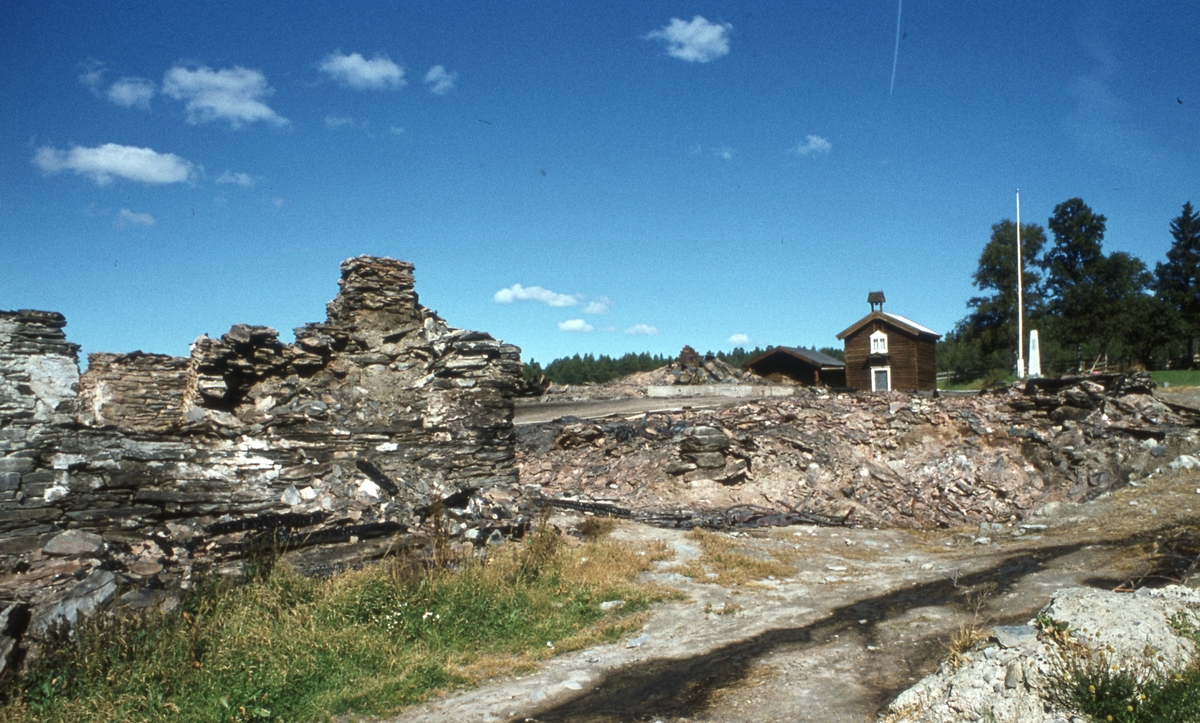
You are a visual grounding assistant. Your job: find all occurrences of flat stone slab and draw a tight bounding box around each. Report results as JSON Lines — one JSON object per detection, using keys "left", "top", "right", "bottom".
{"left": 43, "top": 529, "right": 103, "bottom": 556}
{"left": 991, "top": 624, "right": 1038, "bottom": 649}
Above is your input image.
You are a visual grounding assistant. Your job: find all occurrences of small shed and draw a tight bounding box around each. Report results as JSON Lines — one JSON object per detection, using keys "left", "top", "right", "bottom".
{"left": 836, "top": 292, "right": 941, "bottom": 392}
{"left": 745, "top": 346, "right": 846, "bottom": 387}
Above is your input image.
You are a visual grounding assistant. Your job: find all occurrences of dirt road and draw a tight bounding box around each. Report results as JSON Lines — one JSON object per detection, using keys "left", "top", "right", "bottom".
{"left": 390, "top": 464, "right": 1198, "bottom": 723}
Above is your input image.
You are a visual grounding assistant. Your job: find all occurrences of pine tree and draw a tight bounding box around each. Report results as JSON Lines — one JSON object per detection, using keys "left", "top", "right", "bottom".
{"left": 1155, "top": 202, "right": 1200, "bottom": 364}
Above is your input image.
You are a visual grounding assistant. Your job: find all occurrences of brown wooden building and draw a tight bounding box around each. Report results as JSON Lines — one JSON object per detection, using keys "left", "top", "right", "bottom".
{"left": 836, "top": 292, "right": 940, "bottom": 392}
{"left": 745, "top": 346, "right": 846, "bottom": 387}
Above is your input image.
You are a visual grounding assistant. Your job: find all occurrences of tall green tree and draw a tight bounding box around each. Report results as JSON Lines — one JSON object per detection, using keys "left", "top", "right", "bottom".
{"left": 1039, "top": 198, "right": 1158, "bottom": 368}
{"left": 960, "top": 219, "right": 1047, "bottom": 368}
{"left": 1041, "top": 198, "right": 1108, "bottom": 351}
{"left": 1089, "top": 251, "right": 1153, "bottom": 355}
{"left": 1043, "top": 198, "right": 1107, "bottom": 289}
{"left": 1154, "top": 201, "right": 1200, "bottom": 363}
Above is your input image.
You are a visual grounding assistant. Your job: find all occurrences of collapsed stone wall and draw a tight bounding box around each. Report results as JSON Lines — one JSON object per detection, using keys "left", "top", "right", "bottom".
{"left": 0, "top": 256, "right": 521, "bottom": 558}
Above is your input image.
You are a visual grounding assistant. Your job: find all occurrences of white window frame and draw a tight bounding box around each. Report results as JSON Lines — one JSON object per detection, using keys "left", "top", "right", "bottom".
{"left": 870, "top": 366, "right": 891, "bottom": 392}
{"left": 870, "top": 330, "right": 888, "bottom": 354}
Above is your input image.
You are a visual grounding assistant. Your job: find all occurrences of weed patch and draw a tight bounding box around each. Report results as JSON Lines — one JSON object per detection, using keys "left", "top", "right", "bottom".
{"left": 1047, "top": 650, "right": 1200, "bottom": 723}
{"left": 1044, "top": 609, "right": 1200, "bottom": 723}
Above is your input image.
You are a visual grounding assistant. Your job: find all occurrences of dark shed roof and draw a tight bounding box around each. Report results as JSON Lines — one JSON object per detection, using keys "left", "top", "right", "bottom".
{"left": 746, "top": 346, "right": 845, "bottom": 370}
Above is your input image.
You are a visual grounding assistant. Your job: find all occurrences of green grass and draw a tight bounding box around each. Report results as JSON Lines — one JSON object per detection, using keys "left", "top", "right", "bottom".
{"left": 1, "top": 528, "right": 669, "bottom": 723}
{"left": 937, "top": 373, "right": 1017, "bottom": 391}
{"left": 1151, "top": 370, "right": 1200, "bottom": 389}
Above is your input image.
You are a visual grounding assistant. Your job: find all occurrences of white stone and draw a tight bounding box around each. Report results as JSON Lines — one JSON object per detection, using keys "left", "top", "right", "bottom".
{"left": 281, "top": 485, "right": 302, "bottom": 506}
{"left": 299, "top": 486, "right": 318, "bottom": 500}
{"left": 51, "top": 453, "right": 87, "bottom": 470}
{"left": 1170, "top": 454, "right": 1200, "bottom": 470}
{"left": 375, "top": 442, "right": 399, "bottom": 452}
{"left": 358, "top": 479, "right": 381, "bottom": 498}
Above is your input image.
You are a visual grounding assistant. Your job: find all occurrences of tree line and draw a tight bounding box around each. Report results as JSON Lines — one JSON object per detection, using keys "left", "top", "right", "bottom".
{"left": 523, "top": 345, "right": 846, "bottom": 386}
{"left": 940, "top": 198, "right": 1200, "bottom": 379}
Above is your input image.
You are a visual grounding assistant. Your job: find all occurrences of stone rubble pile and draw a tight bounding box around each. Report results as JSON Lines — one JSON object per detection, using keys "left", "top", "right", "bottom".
{"left": 517, "top": 373, "right": 1200, "bottom": 529}
{"left": 0, "top": 256, "right": 525, "bottom": 673}
{"left": 670, "top": 345, "right": 757, "bottom": 386}
{"left": 886, "top": 585, "right": 1200, "bottom": 723}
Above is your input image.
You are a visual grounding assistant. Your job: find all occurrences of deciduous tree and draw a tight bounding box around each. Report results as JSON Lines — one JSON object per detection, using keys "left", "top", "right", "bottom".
{"left": 960, "top": 219, "right": 1047, "bottom": 368}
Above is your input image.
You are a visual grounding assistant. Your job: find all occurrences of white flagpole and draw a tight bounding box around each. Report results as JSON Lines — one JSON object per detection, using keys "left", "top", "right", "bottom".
{"left": 1016, "top": 190, "right": 1025, "bottom": 379}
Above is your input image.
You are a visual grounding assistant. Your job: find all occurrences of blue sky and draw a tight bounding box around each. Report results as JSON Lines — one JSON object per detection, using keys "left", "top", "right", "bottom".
{"left": 3, "top": 1, "right": 1199, "bottom": 367}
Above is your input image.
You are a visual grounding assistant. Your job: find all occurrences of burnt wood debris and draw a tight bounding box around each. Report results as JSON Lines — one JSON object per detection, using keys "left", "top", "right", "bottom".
{"left": 2, "top": 255, "right": 1200, "bottom": 678}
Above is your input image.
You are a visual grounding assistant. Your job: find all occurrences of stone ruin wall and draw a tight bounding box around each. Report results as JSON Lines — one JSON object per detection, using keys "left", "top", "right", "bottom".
{"left": 0, "top": 256, "right": 521, "bottom": 558}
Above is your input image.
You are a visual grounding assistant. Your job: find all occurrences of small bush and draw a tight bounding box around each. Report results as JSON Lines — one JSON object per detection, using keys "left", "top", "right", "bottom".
{"left": 1048, "top": 650, "right": 1200, "bottom": 723}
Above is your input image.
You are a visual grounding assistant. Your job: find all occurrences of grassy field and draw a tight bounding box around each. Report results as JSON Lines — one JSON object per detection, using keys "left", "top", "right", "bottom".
{"left": 938, "top": 369, "right": 1200, "bottom": 391}
{"left": 936, "top": 374, "right": 1016, "bottom": 391}
{"left": 1, "top": 524, "right": 670, "bottom": 723}
{"left": 1151, "top": 369, "right": 1200, "bottom": 388}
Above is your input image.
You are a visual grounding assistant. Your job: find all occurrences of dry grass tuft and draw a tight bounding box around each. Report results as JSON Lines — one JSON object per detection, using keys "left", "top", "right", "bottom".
{"left": 679, "top": 529, "right": 795, "bottom": 586}
{"left": 942, "top": 583, "right": 996, "bottom": 669}
{"left": 577, "top": 516, "right": 618, "bottom": 541}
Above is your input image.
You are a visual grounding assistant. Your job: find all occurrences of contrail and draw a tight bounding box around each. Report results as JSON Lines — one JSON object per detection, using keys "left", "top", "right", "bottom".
{"left": 889, "top": 0, "right": 903, "bottom": 95}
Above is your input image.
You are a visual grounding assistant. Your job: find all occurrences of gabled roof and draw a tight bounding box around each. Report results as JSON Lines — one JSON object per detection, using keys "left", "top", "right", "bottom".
{"left": 836, "top": 311, "right": 941, "bottom": 341}
{"left": 746, "top": 346, "right": 845, "bottom": 370}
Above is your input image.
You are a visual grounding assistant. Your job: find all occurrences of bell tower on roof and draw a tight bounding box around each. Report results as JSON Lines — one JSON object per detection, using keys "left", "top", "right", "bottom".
{"left": 867, "top": 290, "right": 885, "bottom": 313}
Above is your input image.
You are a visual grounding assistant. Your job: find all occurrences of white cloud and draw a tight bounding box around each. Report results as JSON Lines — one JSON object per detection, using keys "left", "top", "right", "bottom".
{"left": 493, "top": 283, "right": 578, "bottom": 307}
{"left": 271, "top": 197, "right": 284, "bottom": 209}
{"left": 646, "top": 16, "right": 732, "bottom": 63}
{"left": 424, "top": 65, "right": 457, "bottom": 95}
{"left": 162, "top": 65, "right": 286, "bottom": 127}
{"left": 558, "top": 319, "right": 595, "bottom": 333}
{"left": 792, "top": 135, "right": 832, "bottom": 156}
{"left": 389, "top": 126, "right": 406, "bottom": 135}
{"left": 626, "top": 324, "right": 659, "bottom": 336}
{"left": 33, "top": 143, "right": 195, "bottom": 185}
{"left": 728, "top": 333, "right": 751, "bottom": 345}
{"left": 325, "top": 115, "right": 355, "bottom": 128}
{"left": 714, "top": 147, "right": 733, "bottom": 160}
{"left": 582, "top": 298, "right": 610, "bottom": 315}
{"left": 216, "top": 170, "right": 254, "bottom": 187}
{"left": 320, "top": 51, "right": 405, "bottom": 90}
{"left": 78, "top": 59, "right": 105, "bottom": 93}
{"left": 107, "top": 77, "right": 156, "bottom": 109}
{"left": 116, "top": 208, "right": 155, "bottom": 227}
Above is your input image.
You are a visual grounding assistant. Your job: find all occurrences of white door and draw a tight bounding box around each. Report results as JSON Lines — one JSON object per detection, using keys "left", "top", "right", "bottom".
{"left": 872, "top": 367, "right": 890, "bottom": 391}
